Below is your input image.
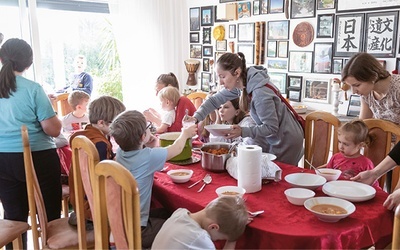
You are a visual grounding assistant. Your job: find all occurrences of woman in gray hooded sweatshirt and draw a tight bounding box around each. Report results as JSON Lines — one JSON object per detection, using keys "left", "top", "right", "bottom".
{"left": 190, "top": 52, "right": 304, "bottom": 165}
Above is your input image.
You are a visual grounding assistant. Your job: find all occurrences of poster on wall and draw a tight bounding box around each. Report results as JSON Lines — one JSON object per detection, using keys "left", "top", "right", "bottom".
{"left": 337, "top": 0, "right": 400, "bottom": 12}
{"left": 334, "top": 14, "right": 364, "bottom": 57}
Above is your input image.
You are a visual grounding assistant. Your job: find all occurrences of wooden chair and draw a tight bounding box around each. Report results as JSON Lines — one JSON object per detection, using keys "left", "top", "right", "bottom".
{"left": 0, "top": 219, "right": 30, "bottom": 248}
{"left": 363, "top": 119, "right": 400, "bottom": 193}
{"left": 393, "top": 205, "right": 400, "bottom": 250}
{"left": 52, "top": 93, "right": 73, "bottom": 117}
{"left": 21, "top": 125, "right": 94, "bottom": 249}
{"left": 70, "top": 135, "right": 100, "bottom": 249}
{"left": 186, "top": 92, "right": 208, "bottom": 109}
{"left": 304, "top": 111, "right": 341, "bottom": 169}
{"left": 93, "top": 160, "right": 141, "bottom": 249}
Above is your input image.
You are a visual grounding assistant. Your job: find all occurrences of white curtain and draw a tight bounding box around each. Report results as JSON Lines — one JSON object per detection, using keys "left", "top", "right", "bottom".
{"left": 108, "top": 0, "right": 188, "bottom": 111}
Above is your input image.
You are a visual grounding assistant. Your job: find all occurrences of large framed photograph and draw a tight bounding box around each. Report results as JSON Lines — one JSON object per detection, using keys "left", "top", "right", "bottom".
{"left": 237, "top": 44, "right": 254, "bottom": 64}
{"left": 313, "top": 43, "right": 333, "bottom": 74}
{"left": 290, "top": 0, "right": 316, "bottom": 19}
{"left": 318, "top": 0, "right": 335, "bottom": 9}
{"left": 337, "top": 0, "right": 400, "bottom": 13}
{"left": 268, "top": 0, "right": 285, "bottom": 13}
{"left": 267, "top": 20, "right": 289, "bottom": 40}
{"left": 289, "top": 51, "right": 313, "bottom": 73}
{"left": 364, "top": 11, "right": 398, "bottom": 58}
{"left": 238, "top": 23, "right": 255, "bottom": 42}
{"left": 190, "top": 44, "right": 202, "bottom": 59}
{"left": 334, "top": 14, "right": 364, "bottom": 57}
{"left": 203, "top": 27, "right": 211, "bottom": 44}
{"left": 346, "top": 94, "right": 361, "bottom": 117}
{"left": 190, "top": 32, "right": 199, "bottom": 43}
{"left": 317, "top": 14, "right": 334, "bottom": 38}
{"left": 269, "top": 72, "right": 287, "bottom": 93}
{"left": 189, "top": 7, "right": 200, "bottom": 31}
{"left": 201, "top": 73, "right": 211, "bottom": 92}
{"left": 229, "top": 24, "right": 236, "bottom": 38}
{"left": 277, "top": 41, "right": 288, "bottom": 58}
{"left": 304, "top": 79, "right": 330, "bottom": 103}
{"left": 267, "top": 41, "right": 277, "bottom": 57}
{"left": 201, "top": 6, "right": 214, "bottom": 26}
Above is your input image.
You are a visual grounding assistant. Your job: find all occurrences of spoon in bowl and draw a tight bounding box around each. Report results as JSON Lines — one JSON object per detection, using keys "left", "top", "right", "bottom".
{"left": 248, "top": 210, "right": 264, "bottom": 217}
{"left": 305, "top": 159, "right": 322, "bottom": 174}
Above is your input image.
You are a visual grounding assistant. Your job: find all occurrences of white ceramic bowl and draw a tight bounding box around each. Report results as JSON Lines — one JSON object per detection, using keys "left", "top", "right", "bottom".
{"left": 293, "top": 105, "right": 307, "bottom": 114}
{"left": 284, "top": 188, "right": 316, "bottom": 206}
{"left": 204, "top": 124, "right": 233, "bottom": 136}
{"left": 285, "top": 173, "right": 326, "bottom": 190}
{"left": 304, "top": 197, "right": 356, "bottom": 223}
{"left": 315, "top": 168, "right": 342, "bottom": 182}
{"left": 216, "top": 186, "right": 246, "bottom": 198}
{"left": 167, "top": 169, "right": 193, "bottom": 183}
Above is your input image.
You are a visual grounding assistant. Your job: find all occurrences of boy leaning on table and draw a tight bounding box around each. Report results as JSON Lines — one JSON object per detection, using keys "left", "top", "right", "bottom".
{"left": 109, "top": 110, "right": 197, "bottom": 248}
{"left": 152, "top": 196, "right": 249, "bottom": 250}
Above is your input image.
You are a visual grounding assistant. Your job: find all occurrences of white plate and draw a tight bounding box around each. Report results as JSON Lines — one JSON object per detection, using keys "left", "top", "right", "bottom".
{"left": 322, "top": 180, "right": 376, "bottom": 202}
{"left": 263, "top": 153, "right": 277, "bottom": 161}
{"left": 204, "top": 124, "right": 233, "bottom": 136}
{"left": 285, "top": 173, "right": 326, "bottom": 190}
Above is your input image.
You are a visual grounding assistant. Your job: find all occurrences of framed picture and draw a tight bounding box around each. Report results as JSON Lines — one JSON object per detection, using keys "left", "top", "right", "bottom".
{"left": 261, "top": 0, "right": 268, "bottom": 14}
{"left": 317, "top": 14, "right": 334, "bottom": 38}
{"left": 201, "top": 73, "right": 211, "bottom": 92}
{"left": 267, "top": 41, "right": 277, "bottom": 57}
{"left": 289, "top": 51, "right": 313, "bottom": 73}
{"left": 334, "top": 14, "right": 364, "bottom": 57}
{"left": 346, "top": 94, "right": 361, "bottom": 117}
{"left": 229, "top": 24, "right": 236, "bottom": 38}
{"left": 290, "top": 0, "right": 315, "bottom": 19}
{"left": 189, "top": 7, "right": 200, "bottom": 31}
{"left": 269, "top": 72, "right": 287, "bottom": 93}
{"left": 238, "top": 2, "right": 252, "bottom": 18}
{"left": 267, "top": 20, "right": 289, "bottom": 40}
{"left": 237, "top": 44, "right": 254, "bottom": 64}
{"left": 190, "top": 44, "right": 202, "bottom": 59}
{"left": 304, "top": 79, "right": 330, "bottom": 103}
{"left": 267, "top": 59, "right": 288, "bottom": 70}
{"left": 268, "top": 0, "right": 284, "bottom": 13}
{"left": 287, "top": 89, "right": 302, "bottom": 102}
{"left": 201, "top": 6, "right": 214, "bottom": 26}
{"left": 317, "top": 0, "right": 335, "bottom": 9}
{"left": 238, "top": 23, "right": 255, "bottom": 42}
{"left": 216, "top": 40, "right": 227, "bottom": 51}
{"left": 190, "top": 32, "right": 199, "bottom": 43}
{"left": 253, "top": 0, "right": 260, "bottom": 15}
{"left": 203, "top": 58, "right": 210, "bottom": 72}
{"left": 214, "top": 5, "right": 229, "bottom": 23}
{"left": 203, "top": 45, "right": 213, "bottom": 57}
{"left": 287, "top": 75, "right": 302, "bottom": 89}
{"left": 313, "top": 43, "right": 333, "bottom": 74}
{"left": 337, "top": 0, "right": 400, "bottom": 13}
{"left": 333, "top": 58, "right": 343, "bottom": 74}
{"left": 277, "top": 41, "right": 288, "bottom": 58}
{"left": 203, "top": 27, "right": 211, "bottom": 44}
{"left": 364, "top": 11, "right": 398, "bottom": 58}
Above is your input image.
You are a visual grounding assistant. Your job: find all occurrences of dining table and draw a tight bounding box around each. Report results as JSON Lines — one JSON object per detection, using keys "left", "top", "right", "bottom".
{"left": 151, "top": 156, "right": 393, "bottom": 249}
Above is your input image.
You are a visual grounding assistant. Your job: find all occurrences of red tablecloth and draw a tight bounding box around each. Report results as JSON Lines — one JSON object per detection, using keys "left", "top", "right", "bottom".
{"left": 152, "top": 159, "right": 393, "bottom": 249}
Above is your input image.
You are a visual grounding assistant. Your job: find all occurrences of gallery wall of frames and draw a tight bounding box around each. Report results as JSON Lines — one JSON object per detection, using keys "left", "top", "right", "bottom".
{"left": 187, "top": 0, "right": 400, "bottom": 109}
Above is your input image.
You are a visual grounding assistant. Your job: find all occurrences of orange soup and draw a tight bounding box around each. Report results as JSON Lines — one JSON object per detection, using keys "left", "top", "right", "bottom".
{"left": 311, "top": 204, "right": 347, "bottom": 215}
{"left": 222, "top": 191, "right": 240, "bottom": 195}
{"left": 171, "top": 172, "right": 190, "bottom": 176}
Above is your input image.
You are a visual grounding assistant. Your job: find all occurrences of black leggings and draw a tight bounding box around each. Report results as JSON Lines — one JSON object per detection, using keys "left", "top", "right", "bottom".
{"left": 0, "top": 149, "right": 62, "bottom": 249}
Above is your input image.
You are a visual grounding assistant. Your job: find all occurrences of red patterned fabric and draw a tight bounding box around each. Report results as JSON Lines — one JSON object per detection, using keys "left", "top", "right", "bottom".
{"left": 56, "top": 145, "right": 72, "bottom": 175}
{"left": 152, "top": 160, "right": 393, "bottom": 249}
{"left": 167, "top": 96, "right": 196, "bottom": 132}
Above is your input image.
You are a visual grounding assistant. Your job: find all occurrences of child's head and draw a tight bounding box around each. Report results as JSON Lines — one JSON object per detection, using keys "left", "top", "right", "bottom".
{"left": 219, "top": 98, "right": 246, "bottom": 124}
{"left": 68, "top": 90, "right": 90, "bottom": 111}
{"left": 338, "top": 119, "right": 370, "bottom": 157}
{"left": 110, "top": 110, "right": 150, "bottom": 151}
{"left": 88, "top": 96, "right": 126, "bottom": 134}
{"left": 155, "top": 72, "right": 180, "bottom": 95}
{"left": 204, "top": 196, "right": 248, "bottom": 241}
{"left": 74, "top": 54, "right": 87, "bottom": 73}
{"left": 157, "top": 86, "right": 180, "bottom": 111}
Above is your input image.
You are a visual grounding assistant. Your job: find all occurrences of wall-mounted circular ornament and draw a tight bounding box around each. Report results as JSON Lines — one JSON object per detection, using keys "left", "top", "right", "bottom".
{"left": 213, "top": 25, "right": 225, "bottom": 41}
{"left": 292, "top": 22, "right": 314, "bottom": 47}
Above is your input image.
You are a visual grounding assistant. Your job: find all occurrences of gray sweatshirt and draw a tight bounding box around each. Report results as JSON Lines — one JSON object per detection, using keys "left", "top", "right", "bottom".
{"left": 194, "top": 66, "right": 304, "bottom": 165}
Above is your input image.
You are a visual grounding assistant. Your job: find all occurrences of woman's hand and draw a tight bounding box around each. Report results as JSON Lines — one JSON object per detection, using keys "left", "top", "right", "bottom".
{"left": 383, "top": 189, "right": 400, "bottom": 210}
{"left": 350, "top": 170, "right": 377, "bottom": 186}
{"left": 225, "top": 125, "right": 242, "bottom": 139}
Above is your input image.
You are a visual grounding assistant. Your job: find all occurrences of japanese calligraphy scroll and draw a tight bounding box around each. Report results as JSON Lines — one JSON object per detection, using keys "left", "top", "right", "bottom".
{"left": 337, "top": 0, "right": 400, "bottom": 12}
{"left": 334, "top": 14, "right": 365, "bottom": 57}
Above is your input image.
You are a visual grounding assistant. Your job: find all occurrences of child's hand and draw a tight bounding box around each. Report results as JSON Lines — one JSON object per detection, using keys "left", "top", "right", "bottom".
{"left": 181, "top": 124, "right": 197, "bottom": 139}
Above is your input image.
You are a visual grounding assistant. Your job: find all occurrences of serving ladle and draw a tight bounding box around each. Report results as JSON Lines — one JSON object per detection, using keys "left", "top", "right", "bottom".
{"left": 305, "top": 159, "right": 322, "bottom": 174}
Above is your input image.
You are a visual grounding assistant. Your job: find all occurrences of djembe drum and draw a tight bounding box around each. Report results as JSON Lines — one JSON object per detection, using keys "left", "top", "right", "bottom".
{"left": 184, "top": 59, "right": 200, "bottom": 86}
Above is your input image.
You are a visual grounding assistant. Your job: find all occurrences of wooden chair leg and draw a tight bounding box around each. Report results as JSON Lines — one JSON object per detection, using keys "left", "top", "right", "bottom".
{"left": 62, "top": 197, "right": 69, "bottom": 218}
{"left": 12, "top": 235, "right": 23, "bottom": 250}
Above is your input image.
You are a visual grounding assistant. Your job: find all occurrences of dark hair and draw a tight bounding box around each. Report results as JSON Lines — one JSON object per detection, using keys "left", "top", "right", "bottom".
{"left": 230, "top": 98, "right": 247, "bottom": 124}
{"left": 341, "top": 53, "right": 390, "bottom": 84}
{"left": 156, "top": 72, "right": 180, "bottom": 90}
{"left": 0, "top": 38, "right": 33, "bottom": 98}
{"left": 217, "top": 52, "right": 249, "bottom": 112}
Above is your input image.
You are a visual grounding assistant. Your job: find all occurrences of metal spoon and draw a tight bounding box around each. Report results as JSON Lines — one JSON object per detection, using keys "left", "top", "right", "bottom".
{"left": 305, "top": 159, "right": 322, "bottom": 174}
{"left": 198, "top": 174, "right": 212, "bottom": 192}
{"left": 248, "top": 210, "right": 264, "bottom": 217}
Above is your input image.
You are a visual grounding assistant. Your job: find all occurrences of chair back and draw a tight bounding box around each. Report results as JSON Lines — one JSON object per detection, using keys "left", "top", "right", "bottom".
{"left": 186, "top": 92, "right": 207, "bottom": 109}
{"left": 93, "top": 160, "right": 142, "bottom": 249}
{"left": 52, "top": 93, "right": 73, "bottom": 117}
{"left": 363, "top": 119, "right": 400, "bottom": 193}
{"left": 393, "top": 205, "right": 400, "bottom": 250}
{"left": 71, "top": 135, "right": 100, "bottom": 249}
{"left": 304, "top": 111, "right": 341, "bottom": 168}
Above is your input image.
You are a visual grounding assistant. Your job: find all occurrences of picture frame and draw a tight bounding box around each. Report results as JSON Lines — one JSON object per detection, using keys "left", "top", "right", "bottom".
{"left": 268, "top": 0, "right": 284, "bottom": 13}
{"left": 261, "top": 0, "right": 268, "bottom": 14}
{"left": 190, "top": 44, "right": 202, "bottom": 59}
{"left": 304, "top": 79, "right": 330, "bottom": 103}
{"left": 237, "top": 44, "right": 254, "bottom": 64}
{"left": 216, "top": 40, "right": 228, "bottom": 51}
{"left": 267, "top": 20, "right": 289, "bottom": 40}
{"left": 313, "top": 43, "right": 333, "bottom": 74}
{"left": 229, "top": 24, "right": 236, "bottom": 38}
{"left": 201, "top": 6, "right": 214, "bottom": 26}
{"left": 287, "top": 75, "right": 303, "bottom": 89}
{"left": 364, "top": 11, "right": 398, "bottom": 58}
{"left": 203, "top": 27, "right": 211, "bottom": 44}
{"left": 317, "top": 0, "right": 335, "bottom": 9}
{"left": 277, "top": 41, "right": 288, "bottom": 58}
{"left": 317, "top": 14, "right": 334, "bottom": 38}
{"left": 333, "top": 58, "right": 343, "bottom": 74}
{"left": 189, "top": 7, "right": 200, "bottom": 31}
{"left": 269, "top": 72, "right": 287, "bottom": 93}
{"left": 290, "top": 0, "right": 315, "bottom": 19}
{"left": 346, "top": 94, "right": 361, "bottom": 117}
{"left": 238, "top": 23, "right": 255, "bottom": 42}
{"left": 203, "top": 45, "right": 213, "bottom": 57}
{"left": 214, "top": 5, "right": 229, "bottom": 23}
{"left": 267, "top": 59, "right": 288, "bottom": 70}
{"left": 201, "top": 72, "right": 211, "bottom": 92}
{"left": 190, "top": 32, "right": 200, "bottom": 43}
{"left": 289, "top": 51, "right": 313, "bottom": 73}
{"left": 267, "top": 41, "right": 277, "bottom": 57}
{"left": 238, "top": 2, "right": 252, "bottom": 18}
{"left": 337, "top": 0, "right": 400, "bottom": 13}
{"left": 334, "top": 13, "right": 364, "bottom": 57}
{"left": 287, "top": 89, "right": 302, "bottom": 102}
{"left": 253, "top": 0, "right": 260, "bottom": 15}
{"left": 203, "top": 58, "right": 210, "bottom": 72}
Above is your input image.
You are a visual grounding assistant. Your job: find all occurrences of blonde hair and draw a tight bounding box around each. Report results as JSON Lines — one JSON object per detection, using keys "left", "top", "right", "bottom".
{"left": 68, "top": 90, "right": 90, "bottom": 110}
{"left": 205, "top": 196, "right": 248, "bottom": 241}
{"left": 88, "top": 95, "right": 126, "bottom": 124}
{"left": 338, "top": 119, "right": 370, "bottom": 146}
{"left": 157, "top": 86, "right": 180, "bottom": 106}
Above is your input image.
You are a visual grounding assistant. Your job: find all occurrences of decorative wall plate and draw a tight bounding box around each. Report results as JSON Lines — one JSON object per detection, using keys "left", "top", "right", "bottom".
{"left": 292, "top": 22, "right": 314, "bottom": 47}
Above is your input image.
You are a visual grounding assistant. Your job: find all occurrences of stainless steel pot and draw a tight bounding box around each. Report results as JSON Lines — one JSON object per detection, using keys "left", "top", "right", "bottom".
{"left": 195, "top": 142, "right": 231, "bottom": 172}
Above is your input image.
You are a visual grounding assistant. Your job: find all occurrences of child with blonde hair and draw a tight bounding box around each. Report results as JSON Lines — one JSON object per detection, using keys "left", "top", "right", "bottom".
{"left": 154, "top": 86, "right": 181, "bottom": 134}
{"left": 62, "top": 90, "right": 90, "bottom": 132}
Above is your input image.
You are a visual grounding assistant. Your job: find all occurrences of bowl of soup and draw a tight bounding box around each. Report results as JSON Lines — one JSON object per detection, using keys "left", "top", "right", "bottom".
{"left": 216, "top": 186, "right": 246, "bottom": 198}
{"left": 315, "top": 168, "right": 342, "bottom": 182}
{"left": 304, "top": 197, "right": 356, "bottom": 223}
{"left": 167, "top": 169, "right": 193, "bottom": 183}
